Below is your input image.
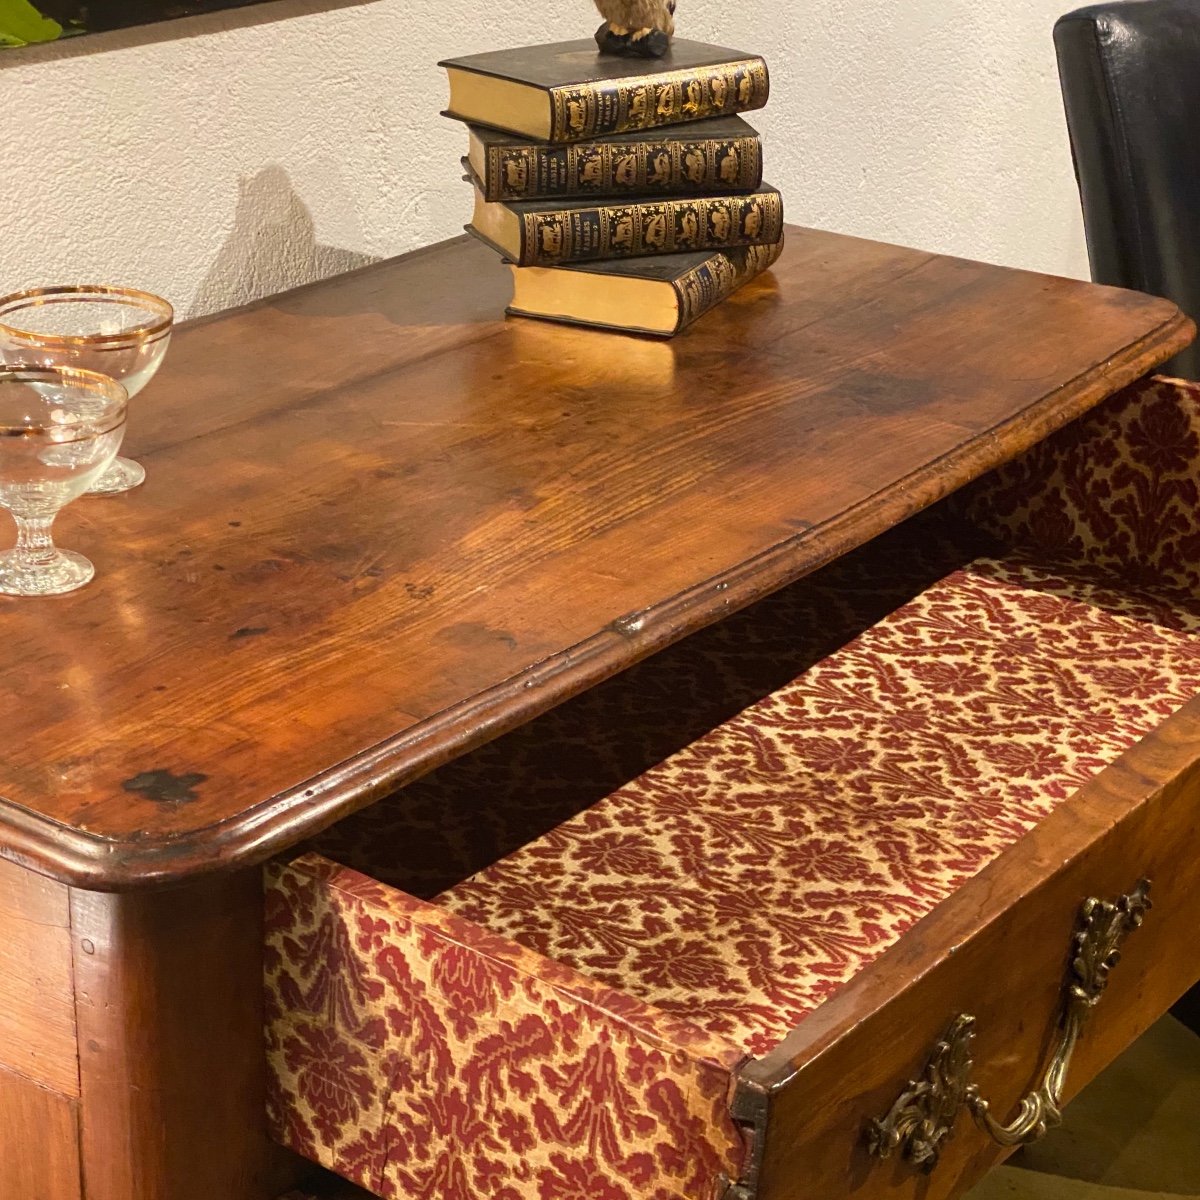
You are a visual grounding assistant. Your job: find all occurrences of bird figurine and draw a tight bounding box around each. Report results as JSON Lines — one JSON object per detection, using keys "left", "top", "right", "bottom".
{"left": 594, "top": 0, "right": 676, "bottom": 57}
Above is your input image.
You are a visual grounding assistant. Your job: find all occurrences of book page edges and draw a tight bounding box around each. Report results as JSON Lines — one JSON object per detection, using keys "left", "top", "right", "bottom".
{"left": 469, "top": 184, "right": 523, "bottom": 260}
{"left": 508, "top": 266, "right": 682, "bottom": 336}
{"left": 466, "top": 131, "right": 486, "bottom": 188}
{"left": 445, "top": 68, "right": 552, "bottom": 139}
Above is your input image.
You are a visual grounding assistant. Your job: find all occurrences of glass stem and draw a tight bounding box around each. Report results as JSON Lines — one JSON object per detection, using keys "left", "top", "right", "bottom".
{"left": 13, "top": 514, "right": 58, "bottom": 568}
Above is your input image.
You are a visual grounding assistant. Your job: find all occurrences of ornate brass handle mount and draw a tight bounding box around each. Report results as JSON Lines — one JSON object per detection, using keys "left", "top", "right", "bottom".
{"left": 866, "top": 879, "right": 1151, "bottom": 1172}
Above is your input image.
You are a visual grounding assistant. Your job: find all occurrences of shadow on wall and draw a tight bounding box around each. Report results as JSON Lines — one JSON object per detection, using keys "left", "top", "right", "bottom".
{"left": 191, "top": 165, "right": 379, "bottom": 316}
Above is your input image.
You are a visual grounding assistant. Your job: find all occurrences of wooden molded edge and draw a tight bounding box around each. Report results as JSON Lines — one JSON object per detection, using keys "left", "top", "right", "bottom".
{"left": 0, "top": 306, "right": 1192, "bottom": 891}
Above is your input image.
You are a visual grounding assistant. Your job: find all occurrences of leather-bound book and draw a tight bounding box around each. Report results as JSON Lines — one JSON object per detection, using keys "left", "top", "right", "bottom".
{"left": 466, "top": 116, "right": 763, "bottom": 202}
{"left": 507, "top": 238, "right": 784, "bottom": 336}
{"left": 440, "top": 39, "right": 769, "bottom": 142}
{"left": 466, "top": 176, "right": 784, "bottom": 267}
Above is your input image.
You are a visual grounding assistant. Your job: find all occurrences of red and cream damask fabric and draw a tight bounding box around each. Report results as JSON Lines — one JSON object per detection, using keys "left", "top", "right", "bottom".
{"left": 305, "top": 514, "right": 984, "bottom": 899}
{"left": 437, "top": 556, "right": 1200, "bottom": 1058}
{"left": 964, "top": 375, "right": 1200, "bottom": 601}
{"left": 265, "top": 854, "right": 746, "bottom": 1200}
{"left": 275, "top": 390, "right": 1200, "bottom": 1200}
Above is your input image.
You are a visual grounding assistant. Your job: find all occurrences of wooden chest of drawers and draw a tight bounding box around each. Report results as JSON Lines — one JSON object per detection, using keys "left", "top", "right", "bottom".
{"left": 0, "top": 232, "right": 1192, "bottom": 1200}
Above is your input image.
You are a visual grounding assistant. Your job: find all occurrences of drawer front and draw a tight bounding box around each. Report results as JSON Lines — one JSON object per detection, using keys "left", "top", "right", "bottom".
{"left": 749, "top": 709, "right": 1200, "bottom": 1200}
{"left": 264, "top": 855, "right": 748, "bottom": 1200}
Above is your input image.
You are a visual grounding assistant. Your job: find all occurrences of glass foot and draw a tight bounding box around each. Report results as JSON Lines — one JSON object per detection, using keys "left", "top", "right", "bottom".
{"left": 87, "top": 455, "right": 145, "bottom": 495}
{"left": 0, "top": 547, "right": 94, "bottom": 596}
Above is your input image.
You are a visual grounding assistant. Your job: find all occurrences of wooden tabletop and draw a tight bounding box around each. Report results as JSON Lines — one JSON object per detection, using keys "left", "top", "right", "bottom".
{"left": 1, "top": 227, "right": 1190, "bottom": 889}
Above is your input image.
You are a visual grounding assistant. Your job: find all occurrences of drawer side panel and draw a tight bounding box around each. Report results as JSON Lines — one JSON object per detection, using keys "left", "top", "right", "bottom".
{"left": 265, "top": 855, "right": 745, "bottom": 1200}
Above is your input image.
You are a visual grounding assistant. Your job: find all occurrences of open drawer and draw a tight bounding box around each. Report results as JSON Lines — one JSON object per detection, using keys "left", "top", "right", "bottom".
{"left": 265, "top": 537, "right": 1200, "bottom": 1200}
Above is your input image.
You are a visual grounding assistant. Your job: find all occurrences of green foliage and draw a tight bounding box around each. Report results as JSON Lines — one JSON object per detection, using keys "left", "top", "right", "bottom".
{"left": 0, "top": 0, "right": 63, "bottom": 46}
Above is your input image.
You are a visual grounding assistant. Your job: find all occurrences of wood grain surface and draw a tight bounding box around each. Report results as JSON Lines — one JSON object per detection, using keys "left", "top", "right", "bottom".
{"left": 0, "top": 1064, "right": 80, "bottom": 1200}
{"left": 740, "top": 696, "right": 1200, "bottom": 1200}
{"left": 0, "top": 856, "right": 77, "bottom": 1095}
{"left": 70, "top": 870, "right": 308, "bottom": 1200}
{"left": 0, "top": 228, "right": 1189, "bottom": 889}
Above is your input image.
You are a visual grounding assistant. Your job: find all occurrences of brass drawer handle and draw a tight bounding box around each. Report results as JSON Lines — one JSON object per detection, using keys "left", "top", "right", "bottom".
{"left": 866, "top": 879, "right": 1151, "bottom": 1172}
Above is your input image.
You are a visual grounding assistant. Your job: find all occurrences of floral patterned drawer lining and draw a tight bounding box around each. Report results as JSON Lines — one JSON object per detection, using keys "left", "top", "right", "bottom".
{"left": 266, "top": 538, "right": 1200, "bottom": 1200}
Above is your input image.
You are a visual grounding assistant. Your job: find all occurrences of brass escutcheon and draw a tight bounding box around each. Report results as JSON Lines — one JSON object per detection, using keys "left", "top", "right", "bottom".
{"left": 865, "top": 879, "right": 1152, "bottom": 1172}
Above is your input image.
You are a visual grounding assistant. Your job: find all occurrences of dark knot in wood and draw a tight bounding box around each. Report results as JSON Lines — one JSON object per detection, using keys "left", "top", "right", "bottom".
{"left": 122, "top": 769, "right": 210, "bottom": 805}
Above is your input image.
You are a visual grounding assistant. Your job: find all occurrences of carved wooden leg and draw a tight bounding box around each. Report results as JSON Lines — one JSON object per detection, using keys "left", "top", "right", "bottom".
{"left": 69, "top": 869, "right": 308, "bottom": 1200}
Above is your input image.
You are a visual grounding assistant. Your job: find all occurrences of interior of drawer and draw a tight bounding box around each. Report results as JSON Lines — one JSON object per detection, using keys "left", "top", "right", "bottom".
{"left": 313, "top": 373, "right": 1200, "bottom": 906}
{"left": 273, "top": 458, "right": 1200, "bottom": 1200}
{"left": 428, "top": 551, "right": 1200, "bottom": 1058}
{"left": 955, "top": 374, "right": 1200, "bottom": 628}
{"left": 303, "top": 503, "right": 994, "bottom": 896}
{"left": 269, "top": 376, "right": 1200, "bottom": 1200}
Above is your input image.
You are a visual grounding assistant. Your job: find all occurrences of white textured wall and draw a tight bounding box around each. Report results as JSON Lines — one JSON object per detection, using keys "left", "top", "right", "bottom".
{"left": 0, "top": 0, "right": 1090, "bottom": 317}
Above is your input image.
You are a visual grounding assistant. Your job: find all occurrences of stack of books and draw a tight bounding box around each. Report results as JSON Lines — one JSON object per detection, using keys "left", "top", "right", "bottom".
{"left": 439, "top": 38, "right": 784, "bottom": 337}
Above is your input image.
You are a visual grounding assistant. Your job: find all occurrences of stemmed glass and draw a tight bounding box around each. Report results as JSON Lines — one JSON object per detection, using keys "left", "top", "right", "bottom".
{"left": 0, "top": 286, "right": 172, "bottom": 495}
{"left": 0, "top": 366, "right": 127, "bottom": 596}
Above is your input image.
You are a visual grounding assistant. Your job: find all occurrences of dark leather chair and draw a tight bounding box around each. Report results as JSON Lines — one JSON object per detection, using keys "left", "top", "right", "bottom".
{"left": 1057, "top": 0, "right": 1200, "bottom": 1036}
{"left": 1054, "top": 0, "right": 1200, "bottom": 379}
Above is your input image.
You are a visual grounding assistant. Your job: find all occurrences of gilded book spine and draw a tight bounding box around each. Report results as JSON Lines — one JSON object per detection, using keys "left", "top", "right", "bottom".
{"left": 673, "top": 238, "right": 784, "bottom": 332}
{"left": 518, "top": 190, "right": 784, "bottom": 266}
{"left": 547, "top": 58, "right": 769, "bottom": 142}
{"left": 484, "top": 132, "right": 762, "bottom": 201}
